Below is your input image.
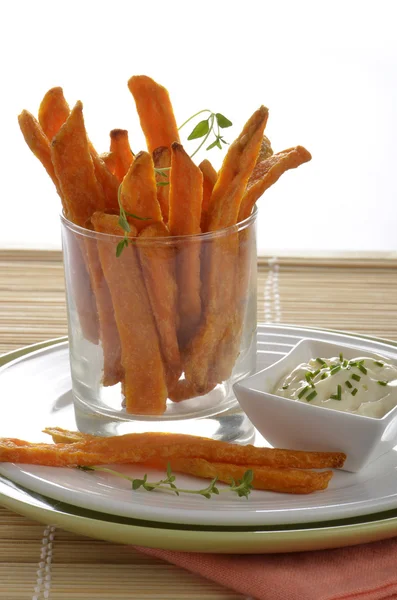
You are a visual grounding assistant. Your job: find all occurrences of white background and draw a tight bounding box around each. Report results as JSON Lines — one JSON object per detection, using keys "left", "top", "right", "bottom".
{"left": 1, "top": 0, "right": 396, "bottom": 255}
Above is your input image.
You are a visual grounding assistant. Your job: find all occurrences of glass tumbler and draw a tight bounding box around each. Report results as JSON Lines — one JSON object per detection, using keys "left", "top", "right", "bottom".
{"left": 61, "top": 208, "right": 257, "bottom": 442}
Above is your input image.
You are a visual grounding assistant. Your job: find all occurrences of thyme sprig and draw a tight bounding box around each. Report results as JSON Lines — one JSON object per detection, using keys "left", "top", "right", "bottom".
{"left": 116, "top": 185, "right": 151, "bottom": 257}
{"left": 154, "top": 166, "right": 170, "bottom": 187}
{"left": 179, "top": 109, "right": 233, "bottom": 158}
{"left": 78, "top": 464, "right": 254, "bottom": 500}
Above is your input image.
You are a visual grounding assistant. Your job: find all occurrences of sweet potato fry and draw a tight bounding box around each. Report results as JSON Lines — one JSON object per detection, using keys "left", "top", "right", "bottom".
{"left": 47, "top": 103, "right": 121, "bottom": 364}
{"left": 208, "top": 223, "right": 256, "bottom": 384}
{"left": 206, "top": 138, "right": 275, "bottom": 380}
{"left": 43, "top": 99, "right": 119, "bottom": 362}
{"left": 18, "top": 107, "right": 102, "bottom": 345}
{"left": 199, "top": 159, "right": 217, "bottom": 229}
{"left": 138, "top": 222, "right": 181, "bottom": 390}
{"left": 0, "top": 431, "right": 346, "bottom": 470}
{"left": 120, "top": 151, "right": 163, "bottom": 231}
{"left": 63, "top": 230, "right": 100, "bottom": 345}
{"left": 182, "top": 228, "right": 239, "bottom": 392}
{"left": 41, "top": 431, "right": 333, "bottom": 493}
{"left": 256, "top": 134, "right": 273, "bottom": 163}
{"left": 169, "top": 143, "right": 202, "bottom": 236}
{"left": 167, "top": 379, "right": 214, "bottom": 402}
{"left": 183, "top": 108, "right": 268, "bottom": 391}
{"left": 82, "top": 233, "right": 123, "bottom": 386}
{"left": 0, "top": 439, "right": 104, "bottom": 467}
{"left": 238, "top": 146, "right": 312, "bottom": 221}
{"left": 18, "top": 107, "right": 99, "bottom": 344}
{"left": 38, "top": 86, "right": 70, "bottom": 142}
{"left": 37, "top": 88, "right": 118, "bottom": 214}
{"left": 163, "top": 458, "right": 333, "bottom": 494}
{"left": 110, "top": 129, "right": 134, "bottom": 182}
{"left": 153, "top": 146, "right": 171, "bottom": 222}
{"left": 100, "top": 152, "right": 117, "bottom": 175}
{"left": 51, "top": 101, "right": 105, "bottom": 226}
{"left": 18, "top": 110, "right": 62, "bottom": 200}
{"left": 169, "top": 142, "right": 203, "bottom": 345}
{"left": 43, "top": 427, "right": 90, "bottom": 444}
{"left": 20, "top": 99, "right": 102, "bottom": 346}
{"left": 91, "top": 212, "right": 167, "bottom": 414}
{"left": 201, "top": 137, "right": 287, "bottom": 385}
{"left": 205, "top": 106, "right": 269, "bottom": 231}
{"left": 90, "top": 152, "right": 119, "bottom": 214}
{"left": 128, "top": 75, "right": 180, "bottom": 153}
{"left": 34, "top": 93, "right": 159, "bottom": 385}
{"left": 210, "top": 135, "right": 273, "bottom": 378}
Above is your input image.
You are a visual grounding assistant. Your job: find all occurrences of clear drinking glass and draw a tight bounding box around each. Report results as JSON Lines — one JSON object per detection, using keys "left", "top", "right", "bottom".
{"left": 61, "top": 208, "right": 257, "bottom": 442}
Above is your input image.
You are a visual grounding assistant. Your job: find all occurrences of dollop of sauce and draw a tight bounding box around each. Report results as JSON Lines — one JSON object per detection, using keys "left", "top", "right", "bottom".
{"left": 274, "top": 354, "right": 397, "bottom": 418}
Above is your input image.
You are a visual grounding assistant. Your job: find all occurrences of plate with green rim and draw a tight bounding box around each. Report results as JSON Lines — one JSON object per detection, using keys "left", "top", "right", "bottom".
{"left": 1, "top": 325, "right": 397, "bottom": 553}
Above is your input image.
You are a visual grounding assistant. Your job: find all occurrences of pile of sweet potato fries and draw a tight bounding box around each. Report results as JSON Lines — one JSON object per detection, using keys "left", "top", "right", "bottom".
{"left": 0, "top": 428, "right": 345, "bottom": 494}
{"left": 18, "top": 75, "right": 311, "bottom": 415}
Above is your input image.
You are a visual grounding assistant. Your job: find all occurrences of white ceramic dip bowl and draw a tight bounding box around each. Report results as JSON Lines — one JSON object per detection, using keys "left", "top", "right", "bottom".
{"left": 233, "top": 338, "right": 397, "bottom": 472}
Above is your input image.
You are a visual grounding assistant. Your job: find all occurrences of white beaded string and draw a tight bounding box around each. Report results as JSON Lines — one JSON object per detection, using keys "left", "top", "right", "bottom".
{"left": 264, "top": 257, "right": 281, "bottom": 323}
{"left": 32, "top": 525, "right": 56, "bottom": 600}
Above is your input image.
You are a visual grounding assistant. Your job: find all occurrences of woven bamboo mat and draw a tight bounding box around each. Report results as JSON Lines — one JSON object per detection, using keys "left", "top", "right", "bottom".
{"left": 0, "top": 249, "right": 396, "bottom": 599}
{"left": 1, "top": 251, "right": 396, "bottom": 353}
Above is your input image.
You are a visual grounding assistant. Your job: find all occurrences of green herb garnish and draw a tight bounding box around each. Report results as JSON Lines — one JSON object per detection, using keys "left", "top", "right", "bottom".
{"left": 154, "top": 166, "right": 170, "bottom": 187}
{"left": 374, "top": 361, "right": 384, "bottom": 367}
{"left": 357, "top": 363, "right": 368, "bottom": 375}
{"left": 320, "top": 373, "right": 328, "bottom": 380}
{"left": 316, "top": 358, "right": 326, "bottom": 366}
{"left": 78, "top": 464, "right": 253, "bottom": 500}
{"left": 311, "top": 369, "right": 320, "bottom": 378}
{"left": 228, "top": 471, "right": 255, "bottom": 499}
{"left": 342, "top": 359, "right": 348, "bottom": 368}
{"left": 179, "top": 110, "right": 232, "bottom": 158}
{"left": 351, "top": 388, "right": 358, "bottom": 396}
{"left": 377, "top": 380, "right": 388, "bottom": 386}
{"left": 298, "top": 385, "right": 310, "bottom": 399}
{"left": 330, "top": 365, "right": 341, "bottom": 375}
{"left": 306, "top": 390, "right": 318, "bottom": 401}
{"left": 339, "top": 353, "right": 344, "bottom": 362}
{"left": 154, "top": 167, "right": 170, "bottom": 178}
{"left": 351, "top": 373, "right": 361, "bottom": 382}
{"left": 282, "top": 384, "right": 289, "bottom": 390}
{"left": 116, "top": 184, "right": 151, "bottom": 257}
{"left": 330, "top": 385, "right": 342, "bottom": 400}
{"left": 345, "top": 380, "right": 353, "bottom": 389}
{"left": 305, "top": 372, "right": 313, "bottom": 383}
{"left": 116, "top": 238, "right": 128, "bottom": 257}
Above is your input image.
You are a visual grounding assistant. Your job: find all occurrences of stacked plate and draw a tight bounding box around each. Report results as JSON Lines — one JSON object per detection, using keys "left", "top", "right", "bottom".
{"left": 1, "top": 324, "right": 397, "bottom": 553}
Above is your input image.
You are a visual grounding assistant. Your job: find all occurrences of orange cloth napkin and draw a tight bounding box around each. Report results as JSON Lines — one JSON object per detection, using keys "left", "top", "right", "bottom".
{"left": 137, "top": 537, "right": 397, "bottom": 600}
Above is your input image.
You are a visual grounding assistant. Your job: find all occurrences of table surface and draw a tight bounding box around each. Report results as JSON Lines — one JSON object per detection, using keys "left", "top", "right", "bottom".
{"left": 0, "top": 250, "right": 396, "bottom": 600}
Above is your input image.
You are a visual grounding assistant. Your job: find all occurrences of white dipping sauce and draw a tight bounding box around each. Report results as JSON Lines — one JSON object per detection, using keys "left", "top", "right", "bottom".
{"left": 275, "top": 355, "right": 397, "bottom": 418}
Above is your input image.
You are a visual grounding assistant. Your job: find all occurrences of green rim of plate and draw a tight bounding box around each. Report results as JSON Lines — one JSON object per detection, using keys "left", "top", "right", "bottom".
{"left": 1, "top": 326, "right": 397, "bottom": 553}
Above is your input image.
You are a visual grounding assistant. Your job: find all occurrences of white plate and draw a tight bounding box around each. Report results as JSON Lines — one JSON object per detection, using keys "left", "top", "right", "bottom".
{"left": 1, "top": 325, "right": 397, "bottom": 527}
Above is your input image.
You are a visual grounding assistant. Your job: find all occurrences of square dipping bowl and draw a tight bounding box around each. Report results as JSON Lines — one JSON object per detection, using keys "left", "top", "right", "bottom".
{"left": 233, "top": 338, "right": 397, "bottom": 472}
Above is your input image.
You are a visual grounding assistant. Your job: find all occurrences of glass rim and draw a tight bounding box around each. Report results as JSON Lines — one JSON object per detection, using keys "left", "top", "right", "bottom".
{"left": 60, "top": 205, "right": 258, "bottom": 244}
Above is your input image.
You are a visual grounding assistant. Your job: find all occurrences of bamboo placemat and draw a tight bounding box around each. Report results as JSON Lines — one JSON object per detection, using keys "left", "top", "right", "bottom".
{"left": 0, "top": 249, "right": 396, "bottom": 599}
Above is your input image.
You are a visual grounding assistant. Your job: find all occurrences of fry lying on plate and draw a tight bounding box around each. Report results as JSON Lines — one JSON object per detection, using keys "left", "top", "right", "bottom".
{"left": 0, "top": 428, "right": 346, "bottom": 495}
